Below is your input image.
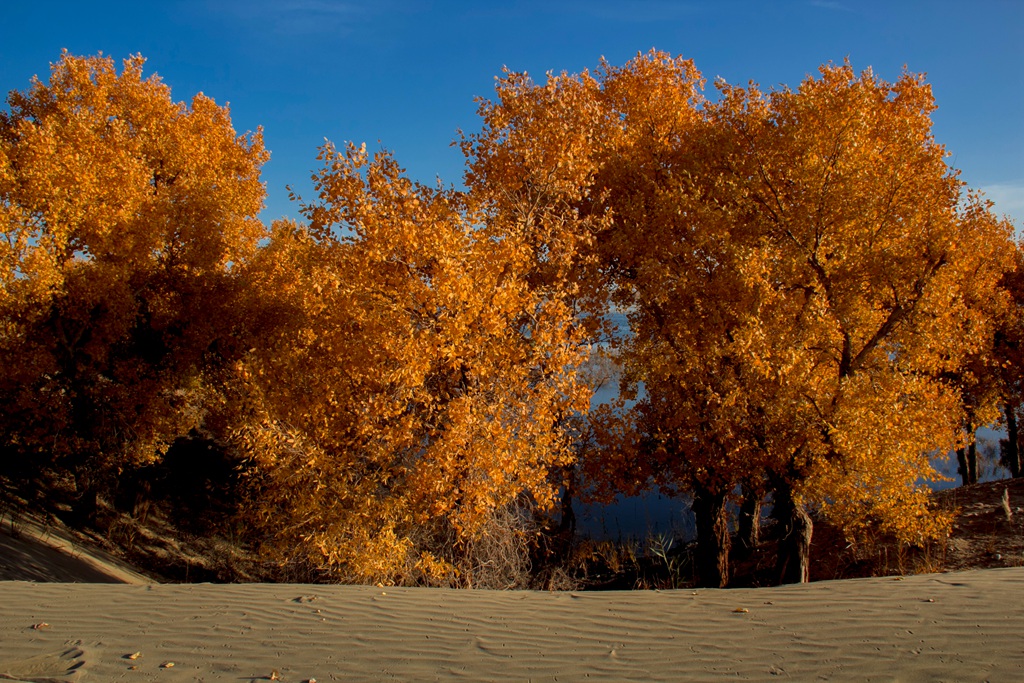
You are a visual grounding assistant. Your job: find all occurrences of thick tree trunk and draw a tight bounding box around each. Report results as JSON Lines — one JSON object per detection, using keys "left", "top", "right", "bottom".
{"left": 957, "top": 442, "right": 979, "bottom": 486}
{"left": 773, "top": 484, "right": 812, "bottom": 584}
{"left": 554, "top": 472, "right": 576, "bottom": 560}
{"left": 956, "top": 448, "right": 968, "bottom": 486}
{"left": 558, "top": 487, "right": 576, "bottom": 538}
{"left": 736, "top": 486, "right": 762, "bottom": 559}
{"left": 691, "top": 486, "right": 731, "bottom": 588}
{"left": 1005, "top": 403, "right": 1021, "bottom": 478}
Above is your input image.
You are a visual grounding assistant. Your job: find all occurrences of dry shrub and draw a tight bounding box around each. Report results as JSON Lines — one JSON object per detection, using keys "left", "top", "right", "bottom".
{"left": 347, "top": 501, "right": 543, "bottom": 589}
{"left": 446, "top": 503, "right": 537, "bottom": 589}
{"left": 559, "top": 537, "right": 642, "bottom": 588}
{"left": 809, "top": 512, "right": 951, "bottom": 581}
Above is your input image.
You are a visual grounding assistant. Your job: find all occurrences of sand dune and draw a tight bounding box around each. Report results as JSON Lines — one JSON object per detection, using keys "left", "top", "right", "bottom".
{"left": 2, "top": 512, "right": 1024, "bottom": 681}
{"left": 2, "top": 568, "right": 1023, "bottom": 681}
{"left": 0, "top": 516, "right": 152, "bottom": 585}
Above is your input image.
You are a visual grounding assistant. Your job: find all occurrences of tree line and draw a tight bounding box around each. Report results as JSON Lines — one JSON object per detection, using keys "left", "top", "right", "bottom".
{"left": 1, "top": 51, "right": 1020, "bottom": 588}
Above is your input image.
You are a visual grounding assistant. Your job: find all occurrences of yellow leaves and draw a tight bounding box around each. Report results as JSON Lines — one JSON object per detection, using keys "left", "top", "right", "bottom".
{"left": 472, "top": 51, "right": 1016, "bottom": 557}
{"left": 231, "top": 131, "right": 591, "bottom": 586}
{"left": 415, "top": 551, "right": 458, "bottom": 582}
{"left": 6, "top": 49, "right": 1010, "bottom": 588}
{"left": 0, "top": 52, "right": 272, "bottom": 512}
{"left": 3, "top": 52, "right": 268, "bottom": 281}
{"left": 801, "top": 370, "right": 962, "bottom": 544}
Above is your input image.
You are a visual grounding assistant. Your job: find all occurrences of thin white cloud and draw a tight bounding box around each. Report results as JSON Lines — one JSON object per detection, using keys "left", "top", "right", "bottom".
{"left": 204, "top": 0, "right": 372, "bottom": 37}
{"left": 555, "top": 1, "right": 701, "bottom": 23}
{"left": 980, "top": 181, "right": 1024, "bottom": 228}
{"left": 265, "top": 1, "right": 364, "bottom": 35}
{"left": 808, "top": 0, "right": 854, "bottom": 11}
{"left": 278, "top": 0, "right": 359, "bottom": 14}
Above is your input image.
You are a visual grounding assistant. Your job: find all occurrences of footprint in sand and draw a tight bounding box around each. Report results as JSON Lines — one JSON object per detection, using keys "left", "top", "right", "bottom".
{"left": 0, "top": 646, "right": 85, "bottom": 682}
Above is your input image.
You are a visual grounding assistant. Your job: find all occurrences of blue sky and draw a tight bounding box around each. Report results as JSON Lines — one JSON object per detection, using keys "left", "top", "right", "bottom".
{"left": 2, "top": 0, "right": 1022, "bottom": 228}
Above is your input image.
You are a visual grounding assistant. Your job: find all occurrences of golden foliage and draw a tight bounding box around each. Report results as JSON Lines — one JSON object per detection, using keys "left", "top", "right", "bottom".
{"left": 2, "top": 50, "right": 1017, "bottom": 587}
{"left": 0, "top": 52, "right": 267, "bottom": 485}
{"left": 710, "top": 62, "right": 1015, "bottom": 544}
{"left": 466, "top": 52, "right": 1017, "bottom": 579}
{"left": 231, "top": 144, "right": 591, "bottom": 584}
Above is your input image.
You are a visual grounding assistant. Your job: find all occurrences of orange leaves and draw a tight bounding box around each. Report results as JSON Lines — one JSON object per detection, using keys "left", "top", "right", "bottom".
{"left": 3, "top": 53, "right": 267, "bottom": 278}
{"left": 699, "top": 61, "right": 1013, "bottom": 544}
{"left": 234, "top": 140, "right": 591, "bottom": 584}
{"left": 4, "top": 50, "right": 1015, "bottom": 586}
{"left": 0, "top": 52, "right": 268, "bottom": 495}
{"left": 471, "top": 50, "right": 1016, "bottom": 568}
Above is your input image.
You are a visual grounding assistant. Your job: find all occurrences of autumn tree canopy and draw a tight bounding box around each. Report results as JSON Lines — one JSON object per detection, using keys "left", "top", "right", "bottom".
{"left": 0, "top": 52, "right": 268, "bottom": 521}
{"left": 996, "top": 244, "right": 1024, "bottom": 480}
{"left": 704, "top": 63, "right": 1015, "bottom": 582}
{"left": 1, "top": 50, "right": 1017, "bottom": 588}
{"left": 227, "top": 143, "right": 591, "bottom": 585}
{"left": 463, "top": 51, "right": 1017, "bottom": 586}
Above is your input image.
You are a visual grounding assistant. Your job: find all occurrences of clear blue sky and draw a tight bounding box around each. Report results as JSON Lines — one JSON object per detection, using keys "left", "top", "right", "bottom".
{"left": 3, "top": 0, "right": 1022, "bottom": 228}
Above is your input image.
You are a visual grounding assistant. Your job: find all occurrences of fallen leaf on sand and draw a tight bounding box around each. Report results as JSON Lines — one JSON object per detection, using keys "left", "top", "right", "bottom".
{"left": 733, "top": 607, "right": 749, "bottom": 613}
{"left": 124, "top": 652, "right": 142, "bottom": 660}
{"left": 160, "top": 661, "right": 175, "bottom": 668}
{"left": 30, "top": 622, "right": 50, "bottom": 630}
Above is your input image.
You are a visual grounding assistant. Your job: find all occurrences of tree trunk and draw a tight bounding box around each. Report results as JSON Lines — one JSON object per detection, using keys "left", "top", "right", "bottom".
{"left": 773, "top": 484, "right": 812, "bottom": 584}
{"left": 957, "top": 448, "right": 968, "bottom": 485}
{"left": 558, "top": 487, "right": 576, "bottom": 538}
{"left": 71, "top": 466, "right": 99, "bottom": 528}
{"left": 1005, "top": 403, "right": 1021, "bottom": 478}
{"left": 736, "top": 486, "right": 762, "bottom": 559}
{"left": 553, "top": 470, "right": 576, "bottom": 560}
{"left": 957, "top": 442, "right": 979, "bottom": 486}
{"left": 691, "top": 485, "right": 731, "bottom": 588}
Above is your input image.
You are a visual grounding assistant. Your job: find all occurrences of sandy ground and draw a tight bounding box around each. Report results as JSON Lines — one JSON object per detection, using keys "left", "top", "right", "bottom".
{"left": 1, "top": 568, "right": 1022, "bottom": 681}
{"left": 0, "top": 515, "right": 152, "bottom": 585}
{"left": 3, "top": 488, "right": 1024, "bottom": 682}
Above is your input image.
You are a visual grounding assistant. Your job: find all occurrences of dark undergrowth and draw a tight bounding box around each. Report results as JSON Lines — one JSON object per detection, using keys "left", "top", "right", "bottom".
{"left": 3, "top": 468, "right": 1024, "bottom": 589}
